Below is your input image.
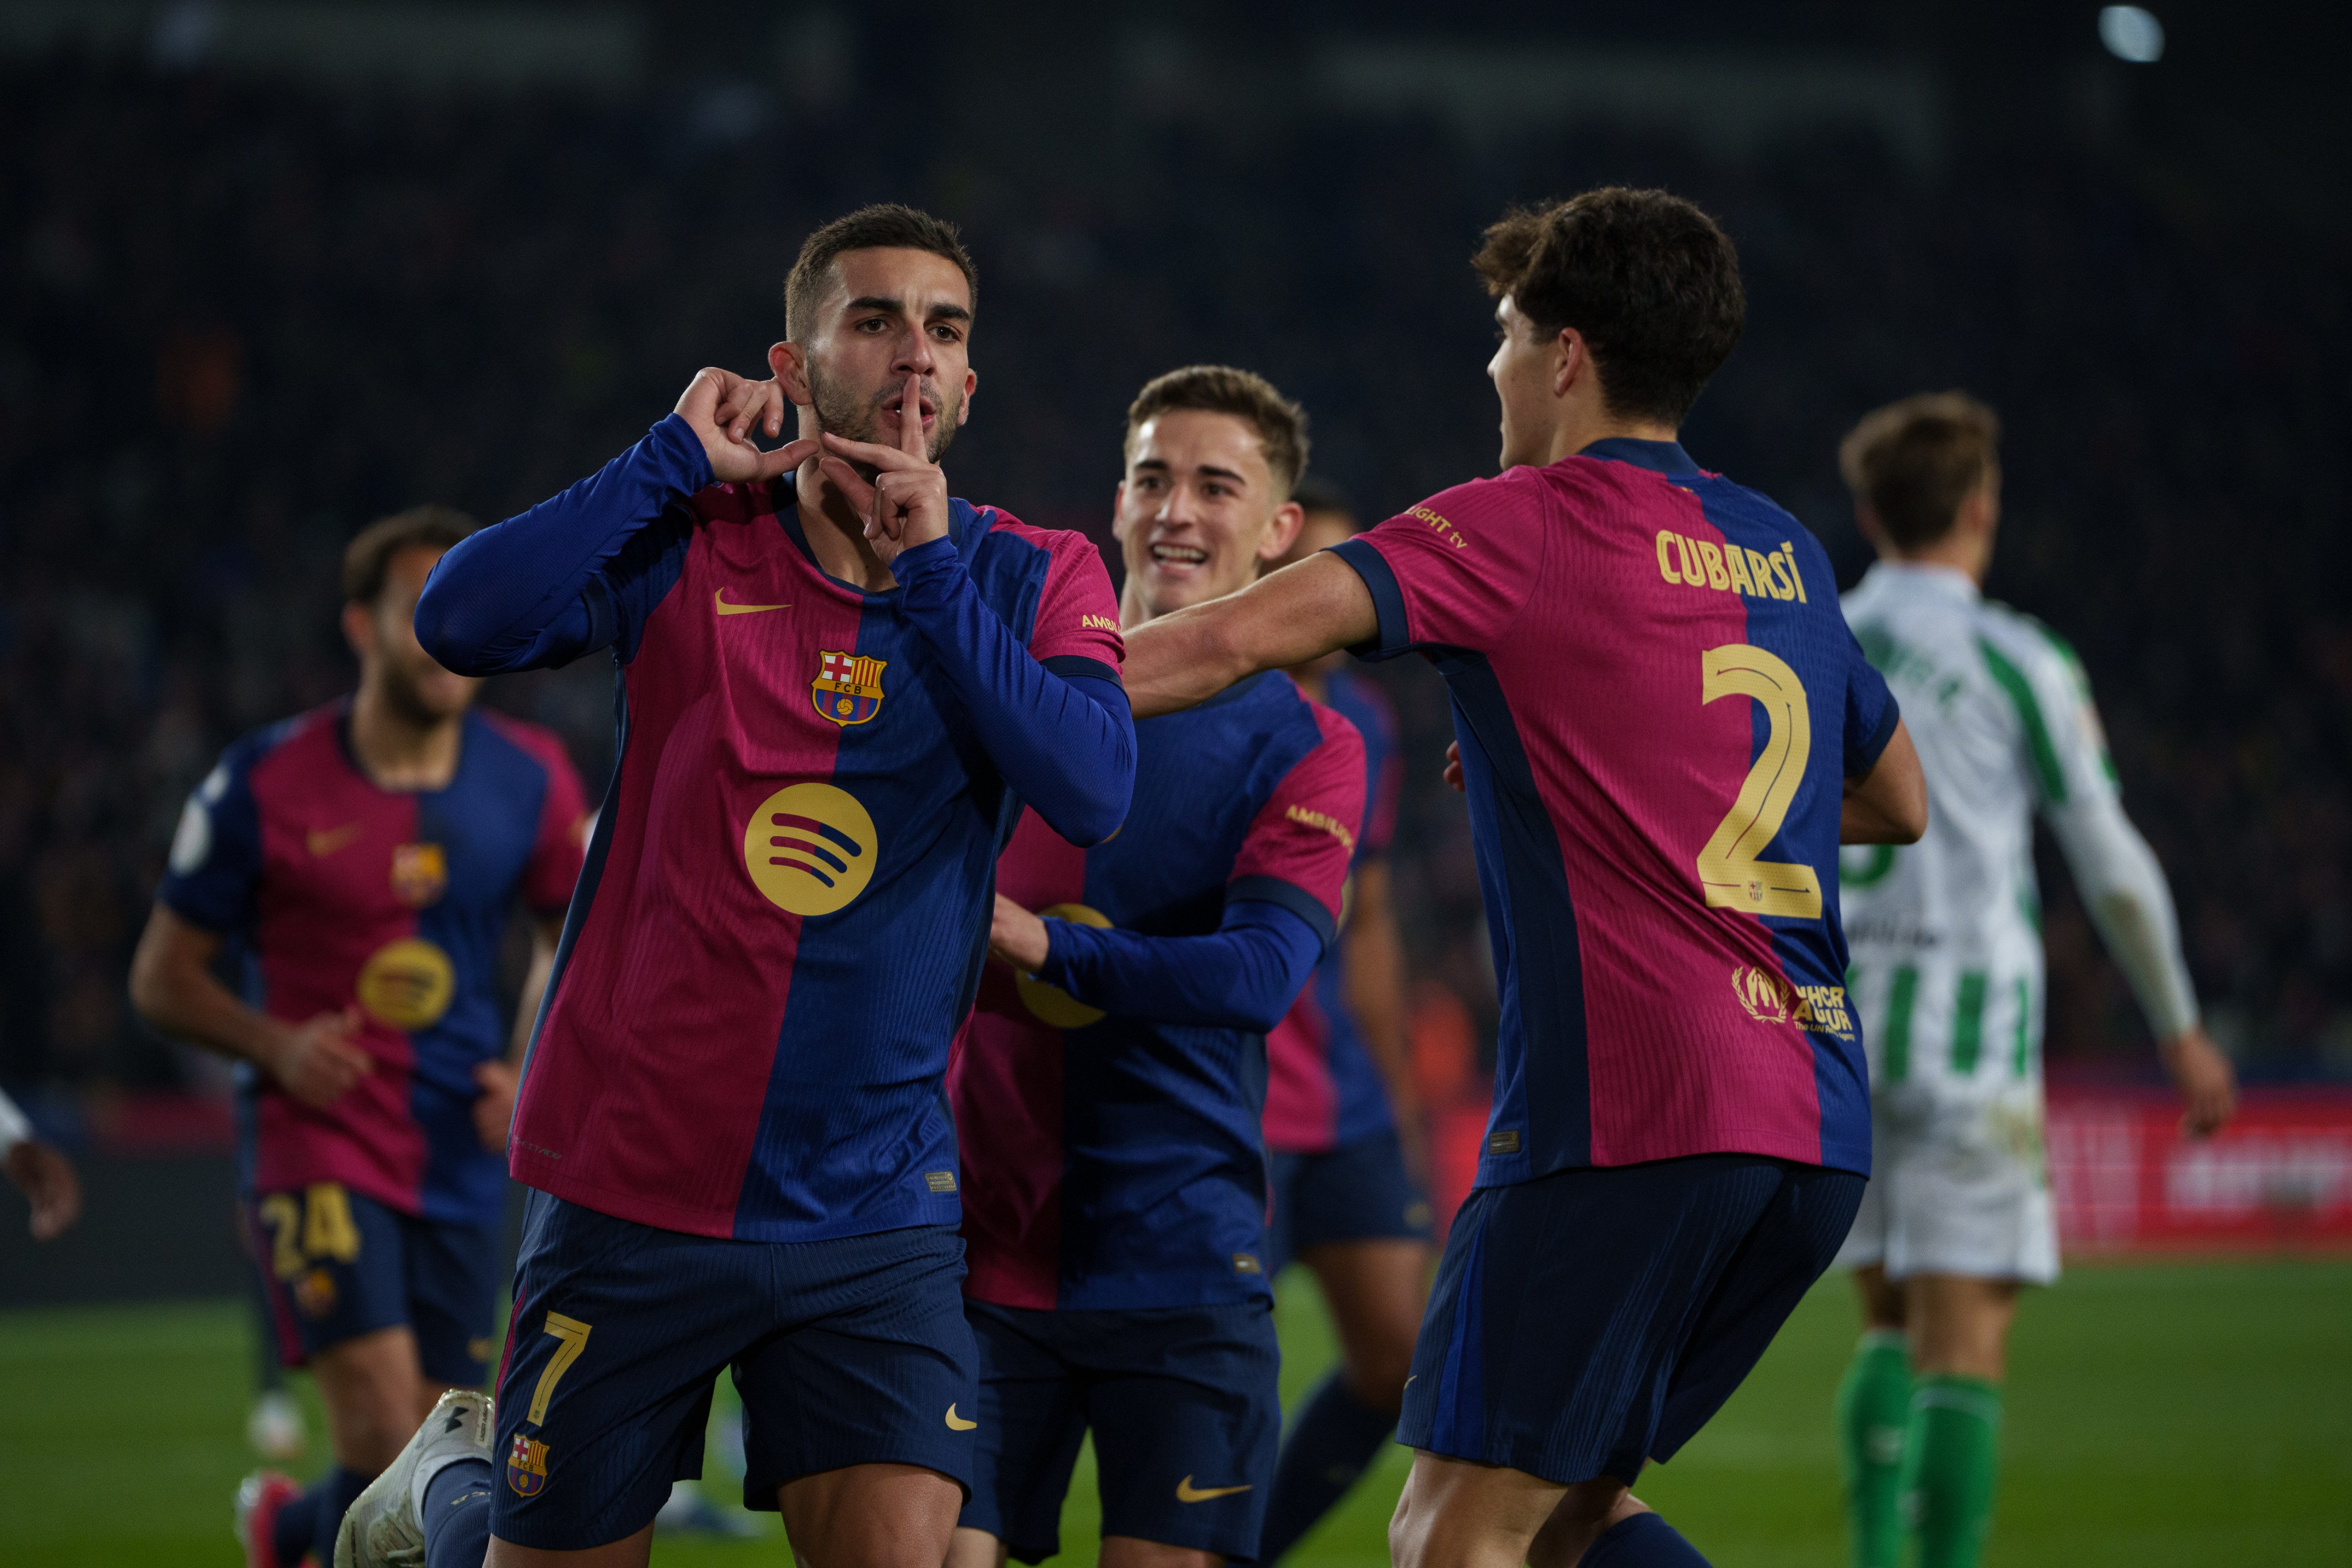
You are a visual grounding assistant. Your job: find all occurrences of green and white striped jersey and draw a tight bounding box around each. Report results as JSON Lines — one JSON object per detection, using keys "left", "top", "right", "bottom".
{"left": 1838, "top": 562, "right": 2197, "bottom": 1099}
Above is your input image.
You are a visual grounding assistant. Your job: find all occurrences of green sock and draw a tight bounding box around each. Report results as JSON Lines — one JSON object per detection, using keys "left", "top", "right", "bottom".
{"left": 1901, "top": 1374, "right": 2003, "bottom": 1568}
{"left": 1835, "top": 1330, "right": 1912, "bottom": 1568}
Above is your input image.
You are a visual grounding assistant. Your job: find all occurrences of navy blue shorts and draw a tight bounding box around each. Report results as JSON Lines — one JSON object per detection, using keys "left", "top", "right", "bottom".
{"left": 961, "top": 1298, "right": 1280, "bottom": 1565}
{"left": 245, "top": 1182, "right": 501, "bottom": 1388}
{"left": 487, "top": 1191, "right": 978, "bottom": 1552}
{"left": 1265, "top": 1126, "right": 1434, "bottom": 1277}
{"left": 1400, "top": 1154, "right": 1864, "bottom": 1486}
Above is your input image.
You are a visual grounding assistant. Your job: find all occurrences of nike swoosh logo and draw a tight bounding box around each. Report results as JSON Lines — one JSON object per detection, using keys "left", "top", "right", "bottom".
{"left": 306, "top": 823, "right": 363, "bottom": 857}
{"left": 715, "top": 589, "right": 789, "bottom": 616}
{"left": 944, "top": 1404, "right": 978, "bottom": 1431}
{"left": 1175, "top": 1476, "right": 1253, "bottom": 1503}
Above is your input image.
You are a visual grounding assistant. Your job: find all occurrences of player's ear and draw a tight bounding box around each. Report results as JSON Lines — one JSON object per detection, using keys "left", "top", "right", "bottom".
{"left": 957, "top": 366, "right": 977, "bottom": 427}
{"left": 1111, "top": 482, "right": 1131, "bottom": 539}
{"left": 770, "top": 341, "right": 810, "bottom": 405}
{"left": 1554, "top": 327, "right": 1586, "bottom": 398}
{"left": 1260, "top": 499, "right": 1307, "bottom": 563}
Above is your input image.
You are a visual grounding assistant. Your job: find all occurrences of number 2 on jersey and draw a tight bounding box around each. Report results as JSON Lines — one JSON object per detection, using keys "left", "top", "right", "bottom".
{"left": 1696, "top": 644, "right": 1823, "bottom": 920}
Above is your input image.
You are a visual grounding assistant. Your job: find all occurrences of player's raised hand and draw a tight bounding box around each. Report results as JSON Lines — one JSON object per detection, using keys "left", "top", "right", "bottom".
{"left": 3, "top": 1140, "right": 82, "bottom": 1241}
{"left": 987, "top": 894, "right": 1052, "bottom": 974}
{"left": 817, "top": 374, "right": 951, "bottom": 567}
{"left": 675, "top": 367, "right": 819, "bottom": 485}
{"left": 2162, "top": 1025, "right": 2238, "bottom": 1138}
{"left": 269, "top": 1006, "right": 372, "bottom": 1110}
{"left": 471, "top": 1059, "right": 520, "bottom": 1154}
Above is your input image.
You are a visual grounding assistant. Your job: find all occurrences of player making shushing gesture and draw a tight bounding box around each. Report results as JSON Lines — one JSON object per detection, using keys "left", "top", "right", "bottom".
{"left": 337, "top": 205, "right": 1135, "bottom": 1568}
{"left": 948, "top": 366, "right": 1364, "bottom": 1568}
{"left": 1118, "top": 187, "right": 1928, "bottom": 1568}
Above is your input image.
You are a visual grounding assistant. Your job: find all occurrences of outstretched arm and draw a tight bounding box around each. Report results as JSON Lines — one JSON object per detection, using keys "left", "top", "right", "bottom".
{"left": 990, "top": 894, "right": 1324, "bottom": 1033}
{"left": 1122, "top": 553, "right": 1379, "bottom": 719}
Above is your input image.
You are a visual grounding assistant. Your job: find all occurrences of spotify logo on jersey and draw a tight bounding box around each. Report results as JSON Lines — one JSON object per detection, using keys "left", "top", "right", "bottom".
{"left": 743, "top": 783, "right": 879, "bottom": 917}
{"left": 357, "top": 937, "right": 457, "bottom": 1030}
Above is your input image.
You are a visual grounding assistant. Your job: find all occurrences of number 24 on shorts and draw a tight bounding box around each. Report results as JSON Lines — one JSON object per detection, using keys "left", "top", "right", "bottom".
{"left": 1694, "top": 643, "right": 1823, "bottom": 920}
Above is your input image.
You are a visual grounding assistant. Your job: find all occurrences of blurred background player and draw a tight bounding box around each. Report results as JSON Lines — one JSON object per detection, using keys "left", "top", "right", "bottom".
{"left": 949, "top": 366, "right": 1363, "bottom": 1568}
{"left": 126, "top": 507, "right": 585, "bottom": 1567}
{"left": 1118, "top": 187, "right": 1928, "bottom": 1568}
{"left": 0, "top": 1083, "right": 80, "bottom": 1241}
{"left": 1253, "top": 478, "right": 1432, "bottom": 1562}
{"left": 340, "top": 207, "right": 1133, "bottom": 1568}
{"left": 1829, "top": 392, "right": 2238, "bottom": 1568}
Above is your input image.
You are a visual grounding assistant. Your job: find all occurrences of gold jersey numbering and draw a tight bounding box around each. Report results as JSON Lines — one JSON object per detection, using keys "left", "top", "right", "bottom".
{"left": 1696, "top": 644, "right": 1824, "bottom": 920}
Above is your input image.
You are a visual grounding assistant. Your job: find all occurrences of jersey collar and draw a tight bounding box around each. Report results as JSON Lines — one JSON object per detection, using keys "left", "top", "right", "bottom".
{"left": 1576, "top": 437, "right": 1703, "bottom": 477}
{"left": 1864, "top": 559, "right": 1982, "bottom": 603}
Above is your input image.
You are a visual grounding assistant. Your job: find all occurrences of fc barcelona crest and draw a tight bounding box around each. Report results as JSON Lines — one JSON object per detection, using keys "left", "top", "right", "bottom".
{"left": 390, "top": 843, "right": 447, "bottom": 907}
{"left": 507, "top": 1432, "right": 550, "bottom": 1497}
{"left": 812, "top": 650, "right": 887, "bottom": 727}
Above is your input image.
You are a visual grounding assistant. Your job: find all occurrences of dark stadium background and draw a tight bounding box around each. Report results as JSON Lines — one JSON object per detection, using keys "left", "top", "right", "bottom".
{"left": 0, "top": 0, "right": 2346, "bottom": 1306}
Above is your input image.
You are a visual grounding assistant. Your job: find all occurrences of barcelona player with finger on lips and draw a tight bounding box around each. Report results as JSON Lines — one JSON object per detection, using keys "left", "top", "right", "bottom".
{"left": 949, "top": 366, "right": 1365, "bottom": 1568}
{"left": 337, "top": 206, "right": 1135, "bottom": 1568}
{"left": 130, "top": 507, "right": 588, "bottom": 1568}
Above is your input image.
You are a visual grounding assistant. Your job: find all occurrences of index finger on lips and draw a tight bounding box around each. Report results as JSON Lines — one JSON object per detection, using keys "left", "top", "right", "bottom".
{"left": 899, "top": 373, "right": 925, "bottom": 458}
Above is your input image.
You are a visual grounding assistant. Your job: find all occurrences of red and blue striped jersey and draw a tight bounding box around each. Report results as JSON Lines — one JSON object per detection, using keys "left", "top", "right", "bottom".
{"left": 1332, "top": 439, "right": 1899, "bottom": 1182}
{"left": 1262, "top": 667, "right": 1405, "bottom": 1154}
{"left": 158, "top": 703, "right": 588, "bottom": 1223}
{"left": 507, "top": 470, "right": 1125, "bottom": 1243}
{"left": 952, "top": 673, "right": 1364, "bottom": 1310}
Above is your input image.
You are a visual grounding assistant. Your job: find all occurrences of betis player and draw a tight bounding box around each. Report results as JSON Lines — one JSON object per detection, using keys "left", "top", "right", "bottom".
{"left": 129, "top": 508, "right": 588, "bottom": 1568}
{"left": 1253, "top": 480, "right": 1432, "bottom": 1562}
{"left": 1119, "top": 188, "right": 1928, "bottom": 1568}
{"left": 339, "top": 206, "right": 1133, "bottom": 1568}
{"left": 948, "top": 366, "right": 1364, "bottom": 1568}
{"left": 1828, "top": 392, "right": 2237, "bottom": 1568}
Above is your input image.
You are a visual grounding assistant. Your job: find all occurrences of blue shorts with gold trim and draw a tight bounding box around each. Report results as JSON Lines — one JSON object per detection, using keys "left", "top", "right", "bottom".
{"left": 246, "top": 1182, "right": 500, "bottom": 1387}
{"left": 489, "top": 1190, "right": 977, "bottom": 1551}
{"left": 1400, "top": 1154, "right": 1862, "bottom": 1486}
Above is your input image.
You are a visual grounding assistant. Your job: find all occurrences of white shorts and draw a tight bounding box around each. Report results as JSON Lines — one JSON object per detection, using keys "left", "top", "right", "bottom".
{"left": 1835, "top": 1083, "right": 2060, "bottom": 1284}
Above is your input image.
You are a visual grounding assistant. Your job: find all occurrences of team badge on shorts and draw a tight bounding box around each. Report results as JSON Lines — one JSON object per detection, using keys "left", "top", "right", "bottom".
{"left": 812, "top": 650, "right": 887, "bottom": 726}
{"left": 507, "top": 1433, "right": 550, "bottom": 1496}
{"left": 293, "top": 1266, "right": 337, "bottom": 1318}
{"left": 390, "top": 842, "right": 448, "bottom": 907}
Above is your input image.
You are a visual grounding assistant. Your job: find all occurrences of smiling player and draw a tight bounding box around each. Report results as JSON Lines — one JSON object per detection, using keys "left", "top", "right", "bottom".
{"left": 1118, "top": 189, "right": 1928, "bottom": 1568}
{"left": 948, "top": 366, "right": 1364, "bottom": 1568}
{"left": 130, "top": 508, "right": 585, "bottom": 1568}
{"left": 337, "top": 206, "right": 1133, "bottom": 1568}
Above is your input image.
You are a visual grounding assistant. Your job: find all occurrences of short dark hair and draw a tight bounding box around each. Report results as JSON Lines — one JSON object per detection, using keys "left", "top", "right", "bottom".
{"left": 343, "top": 506, "right": 473, "bottom": 605}
{"left": 1839, "top": 392, "right": 2002, "bottom": 550}
{"left": 1125, "top": 365, "right": 1311, "bottom": 500}
{"left": 785, "top": 204, "right": 978, "bottom": 342}
{"left": 1473, "top": 188, "right": 1745, "bottom": 428}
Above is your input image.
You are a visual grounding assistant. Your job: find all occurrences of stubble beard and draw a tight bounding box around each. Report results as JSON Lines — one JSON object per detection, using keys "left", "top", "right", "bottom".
{"left": 805, "top": 360, "right": 960, "bottom": 466}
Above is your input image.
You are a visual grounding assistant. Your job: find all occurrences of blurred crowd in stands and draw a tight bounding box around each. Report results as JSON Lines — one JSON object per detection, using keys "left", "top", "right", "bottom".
{"left": 1, "top": 51, "right": 2344, "bottom": 1131}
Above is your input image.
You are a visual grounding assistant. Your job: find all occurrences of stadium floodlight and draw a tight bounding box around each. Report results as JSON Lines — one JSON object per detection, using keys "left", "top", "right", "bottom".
{"left": 2099, "top": 6, "right": 2166, "bottom": 63}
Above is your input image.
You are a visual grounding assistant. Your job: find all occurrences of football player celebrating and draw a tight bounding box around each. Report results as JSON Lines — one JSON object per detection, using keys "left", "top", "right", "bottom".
{"left": 1828, "top": 392, "right": 2235, "bottom": 1568}
{"left": 1118, "top": 188, "right": 1928, "bottom": 1568}
{"left": 949, "top": 366, "right": 1364, "bottom": 1568}
{"left": 130, "top": 508, "right": 586, "bottom": 1568}
{"left": 1253, "top": 480, "right": 1432, "bottom": 1562}
{"left": 339, "top": 206, "right": 1133, "bottom": 1568}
